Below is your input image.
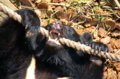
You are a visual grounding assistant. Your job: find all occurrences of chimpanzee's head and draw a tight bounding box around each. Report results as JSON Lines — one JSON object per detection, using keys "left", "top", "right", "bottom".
{"left": 36, "top": 21, "right": 81, "bottom": 64}
{"left": 45, "top": 21, "right": 80, "bottom": 50}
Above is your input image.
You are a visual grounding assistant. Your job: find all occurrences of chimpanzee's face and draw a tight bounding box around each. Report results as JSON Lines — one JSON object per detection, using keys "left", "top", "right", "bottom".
{"left": 45, "top": 21, "right": 80, "bottom": 50}
{"left": 45, "top": 21, "right": 63, "bottom": 47}
{"left": 37, "top": 21, "right": 80, "bottom": 64}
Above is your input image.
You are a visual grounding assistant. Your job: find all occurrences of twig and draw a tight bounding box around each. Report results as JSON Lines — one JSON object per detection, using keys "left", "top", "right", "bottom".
{"left": 114, "top": 0, "right": 120, "bottom": 9}
{"left": 70, "top": 0, "right": 96, "bottom": 22}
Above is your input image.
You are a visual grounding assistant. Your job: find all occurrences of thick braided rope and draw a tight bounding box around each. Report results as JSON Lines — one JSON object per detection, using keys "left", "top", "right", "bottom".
{"left": 0, "top": 3, "right": 22, "bottom": 23}
{"left": 0, "top": 3, "right": 120, "bottom": 62}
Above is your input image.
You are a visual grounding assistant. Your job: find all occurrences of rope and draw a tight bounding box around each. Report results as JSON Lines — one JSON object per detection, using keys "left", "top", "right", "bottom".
{"left": 0, "top": 3, "right": 120, "bottom": 62}
{"left": 0, "top": 3, "right": 22, "bottom": 23}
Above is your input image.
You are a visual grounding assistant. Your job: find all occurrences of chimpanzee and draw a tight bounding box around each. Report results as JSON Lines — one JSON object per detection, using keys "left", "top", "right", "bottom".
{"left": 26, "top": 20, "right": 108, "bottom": 79}
{"left": 0, "top": 8, "right": 108, "bottom": 79}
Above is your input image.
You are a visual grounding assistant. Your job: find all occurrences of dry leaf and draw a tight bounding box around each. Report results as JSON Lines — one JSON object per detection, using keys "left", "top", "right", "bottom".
{"left": 115, "top": 62, "right": 120, "bottom": 71}
{"left": 41, "top": 19, "right": 49, "bottom": 27}
{"left": 107, "top": 68, "right": 117, "bottom": 79}
{"left": 84, "top": 26, "right": 95, "bottom": 33}
{"left": 79, "top": 15, "right": 92, "bottom": 22}
{"left": 54, "top": 6, "right": 63, "bottom": 11}
{"left": 46, "top": 10, "right": 53, "bottom": 16}
{"left": 19, "top": 0, "right": 31, "bottom": 6}
{"left": 103, "top": 71, "right": 108, "bottom": 79}
{"left": 39, "top": 9, "right": 46, "bottom": 19}
{"left": 113, "top": 49, "right": 118, "bottom": 53}
{"left": 55, "top": 11, "right": 68, "bottom": 20}
{"left": 104, "top": 19, "right": 116, "bottom": 31}
{"left": 107, "top": 44, "right": 113, "bottom": 52}
{"left": 35, "top": 0, "right": 41, "bottom": 3}
{"left": 84, "top": 19, "right": 98, "bottom": 28}
{"left": 115, "top": 39, "right": 120, "bottom": 49}
{"left": 116, "top": 50, "right": 120, "bottom": 55}
{"left": 60, "top": 19, "right": 68, "bottom": 25}
{"left": 67, "top": 9, "right": 77, "bottom": 19}
{"left": 93, "top": 30, "right": 99, "bottom": 39}
{"left": 118, "top": 72, "right": 120, "bottom": 79}
{"left": 74, "top": 28, "right": 84, "bottom": 35}
{"left": 94, "top": 7, "right": 104, "bottom": 14}
{"left": 116, "top": 22, "right": 120, "bottom": 30}
{"left": 116, "top": 18, "right": 120, "bottom": 30}
{"left": 100, "top": 36, "right": 110, "bottom": 44}
{"left": 111, "top": 30, "right": 120, "bottom": 37}
{"left": 37, "top": 2, "right": 48, "bottom": 9}
{"left": 98, "top": 28, "right": 107, "bottom": 37}
{"left": 110, "top": 38, "right": 116, "bottom": 48}
{"left": 34, "top": 9, "right": 41, "bottom": 17}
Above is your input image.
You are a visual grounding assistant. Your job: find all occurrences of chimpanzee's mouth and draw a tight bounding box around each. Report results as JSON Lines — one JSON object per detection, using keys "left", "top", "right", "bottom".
{"left": 47, "top": 30, "right": 61, "bottom": 45}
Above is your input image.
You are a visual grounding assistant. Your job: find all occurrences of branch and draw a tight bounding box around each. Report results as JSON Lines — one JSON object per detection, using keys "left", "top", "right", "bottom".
{"left": 114, "top": 0, "right": 120, "bottom": 9}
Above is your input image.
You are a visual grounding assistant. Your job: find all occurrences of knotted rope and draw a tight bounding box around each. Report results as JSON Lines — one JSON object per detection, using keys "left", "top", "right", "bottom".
{"left": 0, "top": 3, "right": 120, "bottom": 61}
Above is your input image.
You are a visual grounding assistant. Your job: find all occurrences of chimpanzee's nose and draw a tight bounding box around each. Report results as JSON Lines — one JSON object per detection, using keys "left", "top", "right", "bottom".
{"left": 51, "top": 21, "right": 62, "bottom": 29}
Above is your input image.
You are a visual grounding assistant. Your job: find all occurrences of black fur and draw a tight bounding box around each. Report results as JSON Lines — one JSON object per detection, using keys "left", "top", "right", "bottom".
{"left": 0, "top": 9, "right": 40, "bottom": 79}
{"left": 0, "top": 8, "right": 109, "bottom": 79}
